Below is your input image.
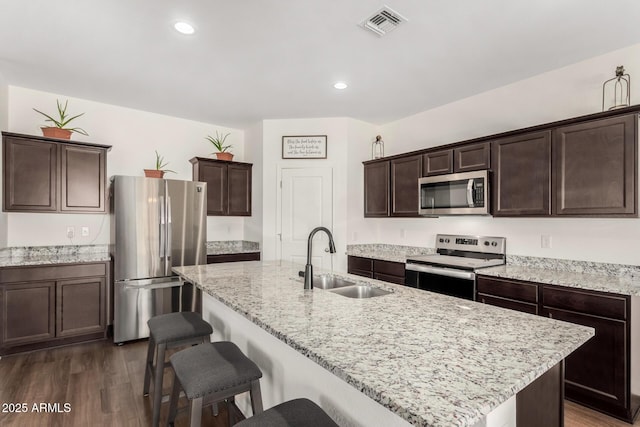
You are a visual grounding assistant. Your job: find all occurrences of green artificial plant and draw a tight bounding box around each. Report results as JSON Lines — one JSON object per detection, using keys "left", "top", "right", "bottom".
{"left": 33, "top": 99, "right": 89, "bottom": 135}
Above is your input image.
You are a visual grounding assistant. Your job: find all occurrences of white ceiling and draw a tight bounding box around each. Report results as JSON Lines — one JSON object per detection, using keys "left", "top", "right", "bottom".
{"left": 1, "top": 0, "right": 639, "bottom": 129}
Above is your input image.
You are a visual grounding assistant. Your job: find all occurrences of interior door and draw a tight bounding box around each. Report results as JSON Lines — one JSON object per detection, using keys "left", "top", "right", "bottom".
{"left": 279, "top": 168, "right": 333, "bottom": 269}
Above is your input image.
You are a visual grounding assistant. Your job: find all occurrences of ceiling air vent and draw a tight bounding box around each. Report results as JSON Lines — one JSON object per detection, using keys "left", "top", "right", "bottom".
{"left": 361, "top": 5, "right": 407, "bottom": 37}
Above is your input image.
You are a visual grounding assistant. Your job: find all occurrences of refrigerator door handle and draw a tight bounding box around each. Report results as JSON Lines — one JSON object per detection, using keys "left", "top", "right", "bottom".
{"left": 121, "top": 279, "right": 184, "bottom": 290}
{"left": 159, "top": 195, "right": 165, "bottom": 259}
{"left": 166, "top": 194, "right": 172, "bottom": 276}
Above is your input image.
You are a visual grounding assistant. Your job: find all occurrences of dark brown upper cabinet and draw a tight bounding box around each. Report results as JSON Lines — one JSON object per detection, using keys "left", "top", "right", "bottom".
{"left": 363, "top": 106, "right": 639, "bottom": 219}
{"left": 391, "top": 155, "right": 422, "bottom": 216}
{"left": 60, "top": 144, "right": 106, "bottom": 212}
{"left": 454, "top": 142, "right": 491, "bottom": 172}
{"left": 2, "top": 132, "right": 110, "bottom": 213}
{"left": 422, "top": 142, "right": 490, "bottom": 177}
{"left": 422, "top": 150, "right": 453, "bottom": 176}
{"left": 364, "top": 161, "right": 389, "bottom": 217}
{"left": 553, "top": 114, "right": 637, "bottom": 217}
{"left": 190, "top": 157, "right": 252, "bottom": 216}
{"left": 493, "top": 131, "right": 551, "bottom": 216}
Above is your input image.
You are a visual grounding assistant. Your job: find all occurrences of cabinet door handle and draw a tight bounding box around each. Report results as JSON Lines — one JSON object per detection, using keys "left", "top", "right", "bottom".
{"left": 481, "top": 298, "right": 486, "bottom": 304}
{"left": 549, "top": 312, "right": 553, "bottom": 319}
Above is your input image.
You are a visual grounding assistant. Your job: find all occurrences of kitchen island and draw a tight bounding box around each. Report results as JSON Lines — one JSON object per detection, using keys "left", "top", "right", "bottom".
{"left": 173, "top": 261, "right": 594, "bottom": 427}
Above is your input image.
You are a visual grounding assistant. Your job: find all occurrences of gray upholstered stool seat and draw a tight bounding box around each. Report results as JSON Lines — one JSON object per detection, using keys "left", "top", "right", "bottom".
{"left": 233, "top": 398, "right": 339, "bottom": 427}
{"left": 143, "top": 311, "right": 213, "bottom": 427}
{"left": 148, "top": 311, "right": 213, "bottom": 344}
{"left": 167, "top": 341, "right": 264, "bottom": 427}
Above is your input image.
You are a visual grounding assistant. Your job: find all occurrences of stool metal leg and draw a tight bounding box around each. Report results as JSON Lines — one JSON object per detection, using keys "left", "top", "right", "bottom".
{"left": 143, "top": 336, "right": 155, "bottom": 396}
{"left": 249, "top": 380, "right": 264, "bottom": 415}
{"left": 189, "top": 397, "right": 203, "bottom": 427}
{"left": 167, "top": 374, "right": 181, "bottom": 426}
{"left": 152, "top": 342, "right": 167, "bottom": 427}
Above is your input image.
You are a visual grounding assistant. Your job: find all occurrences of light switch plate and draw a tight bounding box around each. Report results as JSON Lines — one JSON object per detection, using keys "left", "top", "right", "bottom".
{"left": 81, "top": 226, "right": 89, "bottom": 237}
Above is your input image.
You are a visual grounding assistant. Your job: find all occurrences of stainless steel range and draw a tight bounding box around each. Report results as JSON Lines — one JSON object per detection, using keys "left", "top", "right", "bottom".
{"left": 405, "top": 234, "right": 506, "bottom": 300}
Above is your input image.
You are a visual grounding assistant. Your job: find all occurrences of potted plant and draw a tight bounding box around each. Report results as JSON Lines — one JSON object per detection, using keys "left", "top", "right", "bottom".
{"left": 205, "top": 131, "right": 233, "bottom": 161}
{"left": 144, "top": 150, "right": 175, "bottom": 178}
{"left": 33, "top": 99, "right": 89, "bottom": 140}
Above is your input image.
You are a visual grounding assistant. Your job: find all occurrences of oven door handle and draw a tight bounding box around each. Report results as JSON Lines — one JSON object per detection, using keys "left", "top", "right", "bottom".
{"left": 405, "top": 263, "right": 476, "bottom": 280}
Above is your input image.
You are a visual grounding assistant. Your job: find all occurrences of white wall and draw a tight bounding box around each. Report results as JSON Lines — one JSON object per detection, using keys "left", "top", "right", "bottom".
{"left": 347, "top": 43, "right": 640, "bottom": 265}
{"left": 243, "top": 121, "right": 264, "bottom": 248}
{"left": 262, "top": 117, "right": 364, "bottom": 272}
{"left": 0, "top": 73, "right": 8, "bottom": 248}
{"left": 6, "top": 86, "right": 246, "bottom": 246}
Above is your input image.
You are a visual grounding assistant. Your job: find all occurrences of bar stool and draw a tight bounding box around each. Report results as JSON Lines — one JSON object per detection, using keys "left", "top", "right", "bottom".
{"left": 167, "top": 341, "right": 263, "bottom": 427}
{"left": 233, "top": 398, "right": 339, "bottom": 427}
{"left": 143, "top": 311, "right": 213, "bottom": 427}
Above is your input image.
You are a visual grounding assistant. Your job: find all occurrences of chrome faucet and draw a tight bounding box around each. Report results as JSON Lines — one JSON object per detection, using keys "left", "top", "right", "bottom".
{"left": 304, "top": 227, "right": 336, "bottom": 289}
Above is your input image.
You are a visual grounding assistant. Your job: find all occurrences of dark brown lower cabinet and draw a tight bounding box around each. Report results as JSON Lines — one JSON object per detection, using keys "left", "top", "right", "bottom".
{"left": 476, "top": 276, "right": 539, "bottom": 315}
{"left": 2, "top": 281, "right": 56, "bottom": 347}
{"left": 0, "top": 262, "right": 109, "bottom": 355}
{"left": 542, "top": 285, "right": 637, "bottom": 422}
{"left": 347, "top": 256, "right": 404, "bottom": 284}
{"left": 477, "top": 274, "right": 638, "bottom": 423}
{"left": 207, "top": 252, "right": 260, "bottom": 264}
{"left": 56, "top": 277, "right": 106, "bottom": 337}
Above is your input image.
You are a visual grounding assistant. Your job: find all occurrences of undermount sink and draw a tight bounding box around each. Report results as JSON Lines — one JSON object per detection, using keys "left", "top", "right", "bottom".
{"left": 328, "top": 284, "right": 392, "bottom": 299}
{"left": 309, "top": 274, "right": 356, "bottom": 290}
{"left": 295, "top": 273, "right": 391, "bottom": 298}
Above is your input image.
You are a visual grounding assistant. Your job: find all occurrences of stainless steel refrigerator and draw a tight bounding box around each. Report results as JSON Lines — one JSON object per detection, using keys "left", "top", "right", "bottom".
{"left": 110, "top": 176, "right": 207, "bottom": 343}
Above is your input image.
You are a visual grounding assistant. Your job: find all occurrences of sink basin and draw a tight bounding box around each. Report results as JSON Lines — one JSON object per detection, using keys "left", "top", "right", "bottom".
{"left": 310, "top": 274, "right": 356, "bottom": 290}
{"left": 328, "top": 285, "right": 392, "bottom": 299}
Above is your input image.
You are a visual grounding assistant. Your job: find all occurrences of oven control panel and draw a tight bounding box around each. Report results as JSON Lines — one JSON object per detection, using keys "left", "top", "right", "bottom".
{"left": 435, "top": 234, "right": 506, "bottom": 255}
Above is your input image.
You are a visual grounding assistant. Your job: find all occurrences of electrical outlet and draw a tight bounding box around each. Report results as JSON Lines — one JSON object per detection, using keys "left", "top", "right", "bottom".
{"left": 66, "top": 226, "right": 75, "bottom": 239}
{"left": 541, "top": 235, "right": 552, "bottom": 249}
{"left": 81, "top": 226, "right": 89, "bottom": 237}
{"left": 400, "top": 229, "right": 406, "bottom": 239}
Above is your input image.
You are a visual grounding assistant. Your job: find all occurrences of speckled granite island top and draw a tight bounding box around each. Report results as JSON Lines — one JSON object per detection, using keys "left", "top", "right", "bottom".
{"left": 174, "top": 261, "right": 593, "bottom": 427}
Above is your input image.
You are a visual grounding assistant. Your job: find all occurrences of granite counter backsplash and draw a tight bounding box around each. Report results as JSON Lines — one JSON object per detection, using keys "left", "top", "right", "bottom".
{"left": 206, "top": 240, "right": 260, "bottom": 255}
{"left": 0, "top": 244, "right": 111, "bottom": 267}
{"left": 347, "top": 243, "right": 640, "bottom": 296}
{"left": 482, "top": 255, "right": 640, "bottom": 297}
{"left": 346, "top": 243, "right": 434, "bottom": 263}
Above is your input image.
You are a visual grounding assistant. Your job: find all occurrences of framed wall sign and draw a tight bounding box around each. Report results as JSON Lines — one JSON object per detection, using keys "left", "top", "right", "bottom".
{"left": 282, "top": 135, "right": 327, "bottom": 159}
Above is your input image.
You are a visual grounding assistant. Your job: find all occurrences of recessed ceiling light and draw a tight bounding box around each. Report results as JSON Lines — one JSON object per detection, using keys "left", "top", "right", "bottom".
{"left": 334, "top": 82, "right": 348, "bottom": 90}
{"left": 174, "top": 21, "right": 195, "bottom": 35}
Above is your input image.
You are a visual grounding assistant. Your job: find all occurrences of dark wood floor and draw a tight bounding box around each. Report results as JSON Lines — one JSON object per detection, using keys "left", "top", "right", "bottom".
{"left": 0, "top": 339, "right": 637, "bottom": 426}
{"left": 0, "top": 339, "right": 233, "bottom": 427}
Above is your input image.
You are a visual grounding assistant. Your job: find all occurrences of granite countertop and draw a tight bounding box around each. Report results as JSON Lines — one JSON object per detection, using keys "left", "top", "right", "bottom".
{"left": 173, "top": 260, "right": 593, "bottom": 427}
{"left": 206, "top": 240, "right": 260, "bottom": 256}
{"left": 479, "top": 263, "right": 640, "bottom": 296}
{"left": 0, "top": 245, "right": 111, "bottom": 268}
{"left": 348, "top": 244, "right": 640, "bottom": 297}
{"left": 346, "top": 244, "right": 434, "bottom": 263}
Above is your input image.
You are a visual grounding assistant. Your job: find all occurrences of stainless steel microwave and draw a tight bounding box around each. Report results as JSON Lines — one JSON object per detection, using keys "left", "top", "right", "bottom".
{"left": 418, "top": 170, "right": 490, "bottom": 215}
